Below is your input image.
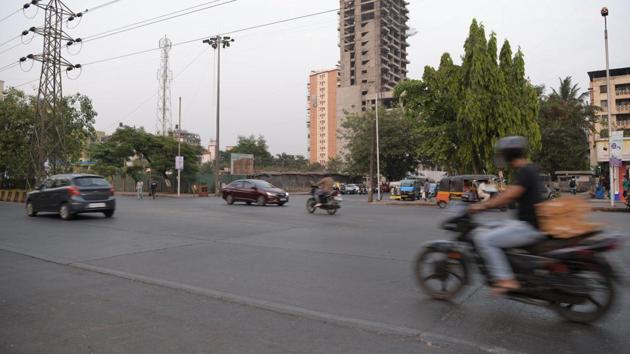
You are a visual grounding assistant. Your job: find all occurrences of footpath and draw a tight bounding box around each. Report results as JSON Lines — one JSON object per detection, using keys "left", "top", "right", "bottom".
{"left": 376, "top": 195, "right": 629, "bottom": 213}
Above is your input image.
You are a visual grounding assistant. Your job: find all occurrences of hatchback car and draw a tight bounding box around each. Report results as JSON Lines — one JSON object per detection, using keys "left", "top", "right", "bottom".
{"left": 222, "top": 179, "right": 289, "bottom": 206}
{"left": 26, "top": 174, "right": 116, "bottom": 220}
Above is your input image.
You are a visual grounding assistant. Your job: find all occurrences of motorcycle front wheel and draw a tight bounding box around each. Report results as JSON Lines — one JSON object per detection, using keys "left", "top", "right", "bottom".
{"left": 326, "top": 201, "right": 338, "bottom": 215}
{"left": 306, "top": 198, "right": 317, "bottom": 214}
{"left": 553, "top": 270, "right": 615, "bottom": 323}
{"left": 414, "top": 248, "right": 467, "bottom": 300}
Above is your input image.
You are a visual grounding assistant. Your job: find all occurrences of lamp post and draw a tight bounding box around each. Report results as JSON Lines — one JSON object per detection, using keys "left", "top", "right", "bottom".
{"left": 177, "top": 96, "right": 182, "bottom": 197}
{"left": 602, "top": 7, "right": 614, "bottom": 207}
{"left": 204, "top": 35, "right": 235, "bottom": 196}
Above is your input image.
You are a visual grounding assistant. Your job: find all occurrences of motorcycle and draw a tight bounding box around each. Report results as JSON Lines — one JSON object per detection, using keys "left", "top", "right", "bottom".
{"left": 414, "top": 203, "right": 623, "bottom": 323}
{"left": 306, "top": 186, "right": 342, "bottom": 215}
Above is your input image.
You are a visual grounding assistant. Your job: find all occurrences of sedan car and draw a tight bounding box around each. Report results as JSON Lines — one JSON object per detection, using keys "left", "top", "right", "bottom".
{"left": 222, "top": 179, "right": 289, "bottom": 206}
{"left": 344, "top": 184, "right": 360, "bottom": 194}
{"left": 26, "top": 174, "right": 116, "bottom": 220}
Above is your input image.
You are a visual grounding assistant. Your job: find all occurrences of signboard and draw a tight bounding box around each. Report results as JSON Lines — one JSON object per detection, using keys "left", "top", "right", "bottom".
{"left": 610, "top": 131, "right": 623, "bottom": 167}
{"left": 175, "top": 155, "right": 184, "bottom": 170}
{"left": 230, "top": 153, "right": 254, "bottom": 175}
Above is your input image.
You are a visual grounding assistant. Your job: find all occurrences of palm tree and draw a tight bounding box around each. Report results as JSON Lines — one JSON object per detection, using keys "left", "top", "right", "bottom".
{"left": 535, "top": 77, "right": 598, "bottom": 173}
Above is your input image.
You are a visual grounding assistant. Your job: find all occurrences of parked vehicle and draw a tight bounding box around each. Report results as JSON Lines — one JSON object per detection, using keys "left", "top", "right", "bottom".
{"left": 399, "top": 179, "right": 422, "bottom": 200}
{"left": 435, "top": 175, "right": 497, "bottom": 208}
{"left": 306, "top": 186, "right": 342, "bottom": 215}
{"left": 345, "top": 183, "right": 360, "bottom": 194}
{"left": 358, "top": 184, "right": 368, "bottom": 195}
{"left": 414, "top": 203, "right": 622, "bottom": 323}
{"left": 26, "top": 174, "right": 116, "bottom": 220}
{"left": 222, "top": 179, "right": 289, "bottom": 206}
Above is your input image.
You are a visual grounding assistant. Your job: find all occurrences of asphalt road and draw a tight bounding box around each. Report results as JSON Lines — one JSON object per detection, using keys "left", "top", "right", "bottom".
{"left": 1, "top": 195, "right": 629, "bottom": 354}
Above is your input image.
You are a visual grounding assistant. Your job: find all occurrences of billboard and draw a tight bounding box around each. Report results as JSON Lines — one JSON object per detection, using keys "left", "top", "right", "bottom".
{"left": 230, "top": 153, "right": 254, "bottom": 175}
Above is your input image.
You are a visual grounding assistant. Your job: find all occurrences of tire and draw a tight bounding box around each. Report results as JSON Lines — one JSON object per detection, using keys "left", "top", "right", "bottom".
{"left": 278, "top": 202, "right": 285, "bottom": 207}
{"left": 59, "top": 203, "right": 73, "bottom": 220}
{"left": 103, "top": 209, "right": 115, "bottom": 218}
{"left": 553, "top": 271, "right": 615, "bottom": 323}
{"left": 437, "top": 201, "right": 447, "bottom": 209}
{"left": 326, "top": 202, "right": 338, "bottom": 215}
{"left": 246, "top": 201, "right": 252, "bottom": 205}
{"left": 26, "top": 201, "right": 37, "bottom": 217}
{"left": 414, "top": 248, "right": 467, "bottom": 300}
{"left": 306, "top": 198, "right": 316, "bottom": 214}
{"left": 256, "top": 195, "right": 266, "bottom": 206}
{"left": 226, "top": 194, "right": 235, "bottom": 205}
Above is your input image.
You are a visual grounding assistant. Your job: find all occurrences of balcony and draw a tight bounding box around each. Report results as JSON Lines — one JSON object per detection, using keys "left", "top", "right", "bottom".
{"left": 618, "top": 105, "right": 630, "bottom": 113}
{"left": 616, "top": 89, "right": 630, "bottom": 97}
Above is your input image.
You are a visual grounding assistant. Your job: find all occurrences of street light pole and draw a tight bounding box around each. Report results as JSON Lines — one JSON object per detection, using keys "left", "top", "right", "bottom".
{"left": 602, "top": 7, "right": 614, "bottom": 207}
{"left": 177, "top": 96, "right": 181, "bottom": 197}
{"left": 375, "top": 91, "right": 381, "bottom": 202}
{"left": 204, "top": 35, "right": 234, "bottom": 196}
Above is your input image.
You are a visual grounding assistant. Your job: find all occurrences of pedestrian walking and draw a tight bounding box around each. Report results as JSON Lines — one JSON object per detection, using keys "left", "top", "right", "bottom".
{"left": 623, "top": 175, "right": 629, "bottom": 200}
{"left": 150, "top": 180, "right": 158, "bottom": 200}
{"left": 136, "top": 180, "right": 144, "bottom": 200}
{"left": 423, "top": 181, "right": 431, "bottom": 201}
{"left": 569, "top": 177, "right": 577, "bottom": 195}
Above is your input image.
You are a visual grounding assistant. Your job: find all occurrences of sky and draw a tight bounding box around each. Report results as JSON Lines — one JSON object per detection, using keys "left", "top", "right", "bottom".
{"left": 1, "top": 0, "right": 629, "bottom": 155}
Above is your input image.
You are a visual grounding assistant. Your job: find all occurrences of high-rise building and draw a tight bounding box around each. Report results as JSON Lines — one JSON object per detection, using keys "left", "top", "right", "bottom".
{"left": 307, "top": 69, "right": 339, "bottom": 165}
{"left": 588, "top": 67, "right": 630, "bottom": 168}
{"left": 337, "top": 0, "right": 409, "bottom": 115}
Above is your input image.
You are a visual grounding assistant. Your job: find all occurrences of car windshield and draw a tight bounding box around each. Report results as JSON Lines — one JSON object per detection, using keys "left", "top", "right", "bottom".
{"left": 73, "top": 177, "right": 109, "bottom": 187}
{"left": 401, "top": 180, "right": 414, "bottom": 187}
{"left": 347, "top": 184, "right": 357, "bottom": 188}
{"left": 254, "top": 180, "right": 275, "bottom": 189}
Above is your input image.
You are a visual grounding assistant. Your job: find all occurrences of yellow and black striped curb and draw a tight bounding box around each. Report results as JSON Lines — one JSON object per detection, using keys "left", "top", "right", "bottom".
{"left": 0, "top": 190, "right": 27, "bottom": 203}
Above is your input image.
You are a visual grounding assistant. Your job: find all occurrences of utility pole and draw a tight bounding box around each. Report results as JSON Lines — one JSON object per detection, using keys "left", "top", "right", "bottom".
{"left": 203, "top": 35, "right": 234, "bottom": 196}
{"left": 177, "top": 96, "right": 182, "bottom": 197}
{"left": 157, "top": 36, "right": 172, "bottom": 136}
{"left": 375, "top": 91, "right": 381, "bottom": 202}
{"left": 602, "top": 7, "right": 614, "bottom": 207}
{"left": 20, "top": 0, "right": 81, "bottom": 180}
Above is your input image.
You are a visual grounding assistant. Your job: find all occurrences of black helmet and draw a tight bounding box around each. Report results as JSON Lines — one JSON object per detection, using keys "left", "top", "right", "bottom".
{"left": 494, "top": 136, "right": 528, "bottom": 167}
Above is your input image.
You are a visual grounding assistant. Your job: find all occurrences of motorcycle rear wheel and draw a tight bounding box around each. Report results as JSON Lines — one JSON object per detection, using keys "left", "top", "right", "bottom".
{"left": 552, "top": 270, "right": 615, "bottom": 323}
{"left": 414, "top": 248, "right": 467, "bottom": 300}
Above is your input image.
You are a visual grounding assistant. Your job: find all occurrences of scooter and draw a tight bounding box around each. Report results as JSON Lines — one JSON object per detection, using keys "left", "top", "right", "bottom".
{"left": 306, "top": 186, "right": 342, "bottom": 215}
{"left": 413, "top": 203, "right": 622, "bottom": 323}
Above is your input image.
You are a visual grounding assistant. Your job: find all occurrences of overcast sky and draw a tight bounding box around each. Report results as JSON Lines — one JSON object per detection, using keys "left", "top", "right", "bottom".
{"left": 1, "top": 0, "right": 629, "bottom": 155}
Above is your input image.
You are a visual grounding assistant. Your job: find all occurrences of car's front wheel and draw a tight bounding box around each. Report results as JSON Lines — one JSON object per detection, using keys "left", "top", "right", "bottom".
{"left": 26, "top": 201, "right": 37, "bottom": 217}
{"left": 103, "top": 210, "right": 115, "bottom": 218}
{"left": 256, "top": 195, "right": 266, "bottom": 206}
{"left": 59, "top": 203, "right": 73, "bottom": 220}
{"left": 225, "top": 194, "right": 235, "bottom": 205}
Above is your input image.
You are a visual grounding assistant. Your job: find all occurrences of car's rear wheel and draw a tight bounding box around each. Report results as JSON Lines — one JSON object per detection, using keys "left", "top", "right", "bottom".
{"left": 226, "top": 194, "right": 235, "bottom": 205}
{"left": 437, "top": 201, "right": 447, "bottom": 209}
{"left": 103, "top": 210, "right": 115, "bottom": 218}
{"left": 26, "top": 201, "right": 37, "bottom": 217}
{"left": 256, "top": 196, "right": 266, "bottom": 206}
{"left": 59, "top": 203, "right": 73, "bottom": 220}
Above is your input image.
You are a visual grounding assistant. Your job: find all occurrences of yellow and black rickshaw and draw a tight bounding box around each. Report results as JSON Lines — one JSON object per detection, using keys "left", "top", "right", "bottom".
{"left": 436, "top": 174, "right": 498, "bottom": 208}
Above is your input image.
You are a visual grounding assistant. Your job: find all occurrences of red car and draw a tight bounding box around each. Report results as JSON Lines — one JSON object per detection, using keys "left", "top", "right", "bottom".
{"left": 222, "top": 179, "right": 289, "bottom": 206}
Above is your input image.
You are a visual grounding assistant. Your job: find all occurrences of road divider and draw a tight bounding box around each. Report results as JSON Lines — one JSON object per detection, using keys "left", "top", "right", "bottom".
{"left": 0, "top": 189, "right": 27, "bottom": 203}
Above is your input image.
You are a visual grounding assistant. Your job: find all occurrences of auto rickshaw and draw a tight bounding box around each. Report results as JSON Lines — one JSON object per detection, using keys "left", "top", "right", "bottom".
{"left": 436, "top": 174, "right": 498, "bottom": 208}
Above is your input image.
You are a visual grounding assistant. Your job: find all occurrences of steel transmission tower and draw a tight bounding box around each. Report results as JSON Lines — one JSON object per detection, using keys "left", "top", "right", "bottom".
{"left": 157, "top": 36, "right": 173, "bottom": 136}
{"left": 23, "top": 0, "right": 82, "bottom": 180}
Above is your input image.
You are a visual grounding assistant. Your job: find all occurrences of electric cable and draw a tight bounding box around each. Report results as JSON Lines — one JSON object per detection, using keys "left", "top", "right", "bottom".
{"left": 0, "top": 8, "right": 20, "bottom": 24}
{"left": 82, "top": 0, "right": 233, "bottom": 43}
{"left": 0, "top": 61, "right": 19, "bottom": 72}
{"left": 0, "top": 42, "right": 22, "bottom": 56}
{"left": 0, "top": 34, "right": 21, "bottom": 49}
{"left": 84, "top": 0, "right": 123, "bottom": 13}
{"left": 81, "top": 8, "right": 339, "bottom": 67}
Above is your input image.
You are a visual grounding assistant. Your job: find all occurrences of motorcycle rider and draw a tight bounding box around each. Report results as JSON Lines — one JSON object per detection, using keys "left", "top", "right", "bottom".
{"left": 313, "top": 174, "right": 335, "bottom": 207}
{"left": 469, "top": 136, "right": 544, "bottom": 295}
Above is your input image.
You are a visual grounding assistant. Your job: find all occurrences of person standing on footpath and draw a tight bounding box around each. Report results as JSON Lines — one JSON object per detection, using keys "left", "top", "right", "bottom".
{"left": 150, "top": 180, "right": 158, "bottom": 200}
{"left": 136, "top": 180, "right": 144, "bottom": 200}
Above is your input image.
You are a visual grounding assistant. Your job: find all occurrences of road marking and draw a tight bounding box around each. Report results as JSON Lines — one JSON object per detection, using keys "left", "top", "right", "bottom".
{"left": 72, "top": 261, "right": 524, "bottom": 354}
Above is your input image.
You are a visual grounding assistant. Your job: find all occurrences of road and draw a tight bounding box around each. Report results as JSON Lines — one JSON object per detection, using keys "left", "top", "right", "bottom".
{"left": 1, "top": 195, "right": 629, "bottom": 353}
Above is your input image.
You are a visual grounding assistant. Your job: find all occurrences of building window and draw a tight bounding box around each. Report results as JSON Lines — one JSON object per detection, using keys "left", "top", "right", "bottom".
{"left": 600, "top": 100, "right": 608, "bottom": 110}
{"left": 600, "top": 85, "right": 607, "bottom": 94}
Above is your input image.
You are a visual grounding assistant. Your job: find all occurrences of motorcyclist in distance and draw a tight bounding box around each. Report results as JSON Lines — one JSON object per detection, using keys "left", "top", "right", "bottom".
{"left": 313, "top": 175, "right": 335, "bottom": 207}
{"left": 469, "top": 136, "right": 544, "bottom": 295}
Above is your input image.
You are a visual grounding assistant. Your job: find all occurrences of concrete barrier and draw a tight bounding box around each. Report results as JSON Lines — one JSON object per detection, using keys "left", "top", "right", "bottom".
{"left": 0, "top": 189, "right": 27, "bottom": 203}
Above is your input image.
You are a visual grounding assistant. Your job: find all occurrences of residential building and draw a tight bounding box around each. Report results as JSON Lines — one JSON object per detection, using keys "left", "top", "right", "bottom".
{"left": 307, "top": 69, "right": 339, "bottom": 165}
{"left": 202, "top": 140, "right": 217, "bottom": 164}
{"left": 170, "top": 129, "right": 201, "bottom": 146}
{"left": 336, "top": 0, "right": 409, "bottom": 154}
{"left": 588, "top": 66, "right": 630, "bottom": 199}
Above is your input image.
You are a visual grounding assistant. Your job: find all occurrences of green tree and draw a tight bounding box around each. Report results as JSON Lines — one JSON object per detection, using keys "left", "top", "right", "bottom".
{"left": 342, "top": 108, "right": 420, "bottom": 180}
{"left": 534, "top": 77, "right": 598, "bottom": 173}
{"left": 395, "top": 19, "right": 540, "bottom": 174}
{"left": 230, "top": 135, "right": 273, "bottom": 167}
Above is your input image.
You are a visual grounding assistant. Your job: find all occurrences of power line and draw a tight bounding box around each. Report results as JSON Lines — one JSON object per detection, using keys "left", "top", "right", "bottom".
{"left": 0, "top": 61, "right": 19, "bottom": 72}
{"left": 0, "top": 34, "right": 21, "bottom": 49}
{"left": 0, "top": 42, "right": 23, "bottom": 56}
{"left": 82, "top": 8, "right": 339, "bottom": 67}
{"left": 0, "top": 8, "right": 20, "bottom": 24}
{"left": 83, "top": 0, "right": 234, "bottom": 43}
{"left": 84, "top": 0, "right": 123, "bottom": 13}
